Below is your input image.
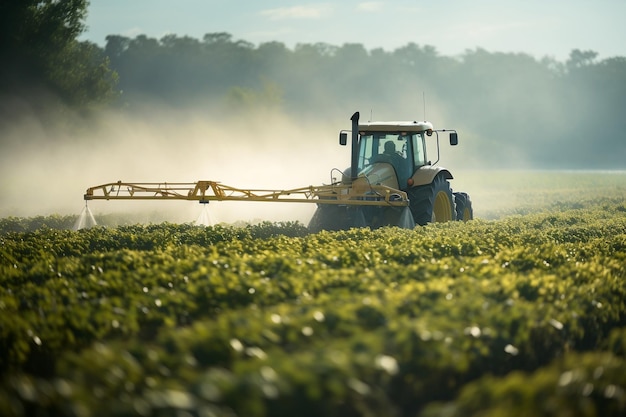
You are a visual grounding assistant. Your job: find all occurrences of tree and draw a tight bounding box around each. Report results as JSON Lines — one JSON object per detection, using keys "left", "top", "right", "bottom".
{"left": 566, "top": 49, "right": 598, "bottom": 70}
{"left": 0, "top": 0, "right": 118, "bottom": 115}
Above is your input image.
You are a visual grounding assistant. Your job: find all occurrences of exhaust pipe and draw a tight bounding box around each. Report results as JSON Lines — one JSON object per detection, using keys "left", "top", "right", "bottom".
{"left": 350, "top": 111, "right": 359, "bottom": 181}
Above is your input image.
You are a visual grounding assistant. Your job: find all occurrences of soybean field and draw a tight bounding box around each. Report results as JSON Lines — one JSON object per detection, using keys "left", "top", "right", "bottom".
{"left": 1, "top": 171, "right": 625, "bottom": 417}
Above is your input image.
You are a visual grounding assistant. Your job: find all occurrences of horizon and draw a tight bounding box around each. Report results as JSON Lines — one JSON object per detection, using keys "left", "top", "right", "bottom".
{"left": 81, "top": 0, "right": 626, "bottom": 62}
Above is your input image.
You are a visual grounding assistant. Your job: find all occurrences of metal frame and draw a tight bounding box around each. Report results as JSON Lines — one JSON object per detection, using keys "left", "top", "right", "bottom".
{"left": 84, "top": 180, "right": 409, "bottom": 207}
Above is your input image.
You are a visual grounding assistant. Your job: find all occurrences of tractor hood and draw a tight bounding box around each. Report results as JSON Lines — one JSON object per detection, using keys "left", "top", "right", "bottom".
{"left": 344, "top": 163, "right": 400, "bottom": 193}
{"left": 359, "top": 163, "right": 400, "bottom": 190}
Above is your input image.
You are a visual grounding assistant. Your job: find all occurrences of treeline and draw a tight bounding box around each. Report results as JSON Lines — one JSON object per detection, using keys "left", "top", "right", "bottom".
{"left": 103, "top": 33, "right": 626, "bottom": 168}
{"left": 2, "top": 1, "right": 625, "bottom": 168}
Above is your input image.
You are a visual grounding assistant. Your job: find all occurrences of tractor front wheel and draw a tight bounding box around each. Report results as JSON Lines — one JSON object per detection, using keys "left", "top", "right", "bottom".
{"left": 408, "top": 175, "right": 455, "bottom": 225}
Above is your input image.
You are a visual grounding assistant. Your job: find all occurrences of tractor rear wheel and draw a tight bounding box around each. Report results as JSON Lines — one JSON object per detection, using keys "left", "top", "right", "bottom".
{"left": 453, "top": 192, "right": 474, "bottom": 221}
{"left": 407, "top": 175, "right": 455, "bottom": 226}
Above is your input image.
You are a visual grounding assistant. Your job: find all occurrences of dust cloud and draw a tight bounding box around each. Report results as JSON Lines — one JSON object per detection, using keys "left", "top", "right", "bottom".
{"left": 0, "top": 104, "right": 351, "bottom": 225}
{"left": 1, "top": 98, "right": 539, "bottom": 225}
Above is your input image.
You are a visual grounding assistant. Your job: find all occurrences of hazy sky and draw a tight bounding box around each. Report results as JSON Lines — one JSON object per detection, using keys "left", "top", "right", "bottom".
{"left": 81, "top": 0, "right": 626, "bottom": 61}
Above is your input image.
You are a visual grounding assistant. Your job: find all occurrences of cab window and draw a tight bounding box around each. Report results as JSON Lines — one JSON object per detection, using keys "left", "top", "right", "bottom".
{"left": 412, "top": 133, "right": 427, "bottom": 167}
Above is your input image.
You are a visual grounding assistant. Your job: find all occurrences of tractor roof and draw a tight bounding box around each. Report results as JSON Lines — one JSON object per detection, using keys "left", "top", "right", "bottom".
{"left": 359, "top": 120, "right": 434, "bottom": 133}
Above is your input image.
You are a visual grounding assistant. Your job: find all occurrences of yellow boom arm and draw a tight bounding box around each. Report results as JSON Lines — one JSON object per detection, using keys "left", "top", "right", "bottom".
{"left": 84, "top": 180, "right": 409, "bottom": 207}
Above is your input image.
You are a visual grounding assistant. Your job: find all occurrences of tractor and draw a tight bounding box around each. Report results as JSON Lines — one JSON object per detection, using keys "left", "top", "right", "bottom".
{"left": 83, "top": 111, "right": 472, "bottom": 231}
{"left": 308, "top": 111, "right": 472, "bottom": 231}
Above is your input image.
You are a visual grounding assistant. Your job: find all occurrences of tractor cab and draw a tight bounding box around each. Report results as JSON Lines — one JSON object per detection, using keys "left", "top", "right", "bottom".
{"left": 340, "top": 119, "right": 435, "bottom": 191}
{"left": 356, "top": 123, "right": 432, "bottom": 190}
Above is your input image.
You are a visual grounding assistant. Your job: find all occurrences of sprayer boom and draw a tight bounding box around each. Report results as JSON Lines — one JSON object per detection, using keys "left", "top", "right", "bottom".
{"left": 84, "top": 180, "right": 409, "bottom": 207}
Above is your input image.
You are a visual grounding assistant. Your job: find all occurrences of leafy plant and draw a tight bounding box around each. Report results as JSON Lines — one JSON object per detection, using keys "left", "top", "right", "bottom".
{"left": 0, "top": 198, "right": 625, "bottom": 416}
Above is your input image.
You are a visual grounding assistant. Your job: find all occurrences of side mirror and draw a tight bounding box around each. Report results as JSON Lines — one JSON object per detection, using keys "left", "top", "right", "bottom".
{"left": 449, "top": 132, "right": 458, "bottom": 146}
{"left": 339, "top": 132, "right": 348, "bottom": 146}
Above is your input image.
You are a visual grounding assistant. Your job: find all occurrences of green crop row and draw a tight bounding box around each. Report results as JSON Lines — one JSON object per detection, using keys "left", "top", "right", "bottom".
{"left": 0, "top": 201, "right": 625, "bottom": 416}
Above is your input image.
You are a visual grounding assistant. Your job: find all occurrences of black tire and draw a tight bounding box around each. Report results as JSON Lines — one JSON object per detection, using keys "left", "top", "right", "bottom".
{"left": 453, "top": 192, "right": 474, "bottom": 221}
{"left": 407, "top": 175, "right": 455, "bottom": 226}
